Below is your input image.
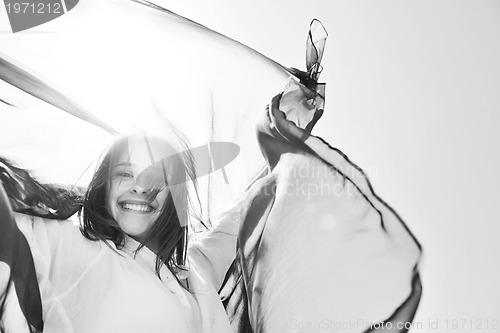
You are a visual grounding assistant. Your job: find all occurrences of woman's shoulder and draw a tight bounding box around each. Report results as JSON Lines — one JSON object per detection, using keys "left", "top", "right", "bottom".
{"left": 14, "top": 212, "right": 102, "bottom": 259}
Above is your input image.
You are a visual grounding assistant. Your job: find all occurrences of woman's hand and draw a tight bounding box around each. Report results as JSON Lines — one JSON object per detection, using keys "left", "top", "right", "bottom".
{"left": 266, "top": 79, "right": 323, "bottom": 144}
{"left": 257, "top": 78, "right": 324, "bottom": 168}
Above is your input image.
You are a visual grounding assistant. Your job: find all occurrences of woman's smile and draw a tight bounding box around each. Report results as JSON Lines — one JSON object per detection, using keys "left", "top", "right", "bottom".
{"left": 118, "top": 199, "right": 156, "bottom": 214}
{"left": 120, "top": 203, "right": 153, "bottom": 213}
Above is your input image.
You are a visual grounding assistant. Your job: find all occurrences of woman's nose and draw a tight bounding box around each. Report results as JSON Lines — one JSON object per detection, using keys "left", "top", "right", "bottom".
{"left": 130, "top": 184, "right": 149, "bottom": 194}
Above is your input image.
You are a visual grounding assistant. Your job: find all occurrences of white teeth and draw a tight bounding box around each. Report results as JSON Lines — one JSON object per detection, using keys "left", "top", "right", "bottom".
{"left": 121, "top": 203, "right": 152, "bottom": 212}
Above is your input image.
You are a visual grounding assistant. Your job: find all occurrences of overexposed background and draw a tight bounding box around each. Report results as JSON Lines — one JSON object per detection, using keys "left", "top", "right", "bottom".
{"left": 154, "top": 0, "right": 500, "bottom": 330}
{"left": 1, "top": 0, "right": 499, "bottom": 331}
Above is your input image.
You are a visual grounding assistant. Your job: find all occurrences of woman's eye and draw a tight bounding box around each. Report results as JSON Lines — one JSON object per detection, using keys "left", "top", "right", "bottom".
{"left": 117, "top": 172, "right": 133, "bottom": 178}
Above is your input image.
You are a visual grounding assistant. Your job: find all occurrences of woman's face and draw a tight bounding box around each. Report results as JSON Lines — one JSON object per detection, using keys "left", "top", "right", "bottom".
{"left": 106, "top": 136, "right": 172, "bottom": 241}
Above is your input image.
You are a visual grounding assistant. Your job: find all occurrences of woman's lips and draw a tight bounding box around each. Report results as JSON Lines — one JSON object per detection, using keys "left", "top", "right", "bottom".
{"left": 118, "top": 200, "right": 155, "bottom": 213}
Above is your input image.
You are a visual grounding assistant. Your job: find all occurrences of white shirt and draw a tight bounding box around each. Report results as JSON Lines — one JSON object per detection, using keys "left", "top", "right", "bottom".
{"left": 14, "top": 202, "right": 241, "bottom": 333}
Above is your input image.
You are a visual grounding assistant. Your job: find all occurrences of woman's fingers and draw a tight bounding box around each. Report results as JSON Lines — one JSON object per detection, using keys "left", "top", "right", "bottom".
{"left": 305, "top": 107, "right": 323, "bottom": 133}
{"left": 268, "top": 93, "right": 310, "bottom": 143}
{"left": 297, "top": 82, "right": 317, "bottom": 100}
{"left": 279, "top": 80, "right": 317, "bottom": 115}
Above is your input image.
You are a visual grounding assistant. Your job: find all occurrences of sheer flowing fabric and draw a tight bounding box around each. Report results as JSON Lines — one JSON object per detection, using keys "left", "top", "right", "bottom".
{"left": 0, "top": 1, "right": 421, "bottom": 332}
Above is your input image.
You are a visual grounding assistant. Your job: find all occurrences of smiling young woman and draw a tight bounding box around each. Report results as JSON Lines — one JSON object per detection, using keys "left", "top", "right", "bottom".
{"left": 81, "top": 135, "right": 193, "bottom": 277}
{"left": 5, "top": 133, "right": 247, "bottom": 333}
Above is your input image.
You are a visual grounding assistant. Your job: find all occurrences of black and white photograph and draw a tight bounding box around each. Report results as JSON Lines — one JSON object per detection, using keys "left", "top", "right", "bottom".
{"left": 0, "top": 1, "right": 499, "bottom": 332}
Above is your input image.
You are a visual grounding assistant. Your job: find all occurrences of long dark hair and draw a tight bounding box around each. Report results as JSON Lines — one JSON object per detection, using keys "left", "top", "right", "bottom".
{"left": 80, "top": 134, "right": 200, "bottom": 284}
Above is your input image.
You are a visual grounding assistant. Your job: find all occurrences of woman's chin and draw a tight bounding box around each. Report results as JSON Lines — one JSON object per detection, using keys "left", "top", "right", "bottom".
{"left": 116, "top": 217, "right": 152, "bottom": 238}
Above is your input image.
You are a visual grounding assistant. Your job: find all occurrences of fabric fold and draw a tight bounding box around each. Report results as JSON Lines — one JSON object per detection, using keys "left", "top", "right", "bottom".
{"left": 0, "top": 182, "right": 43, "bottom": 332}
{"left": 221, "top": 97, "right": 422, "bottom": 333}
{"left": 220, "top": 19, "right": 421, "bottom": 333}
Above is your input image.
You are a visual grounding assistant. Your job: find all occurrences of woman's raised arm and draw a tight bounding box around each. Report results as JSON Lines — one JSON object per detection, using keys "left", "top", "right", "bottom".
{"left": 0, "top": 164, "right": 100, "bottom": 332}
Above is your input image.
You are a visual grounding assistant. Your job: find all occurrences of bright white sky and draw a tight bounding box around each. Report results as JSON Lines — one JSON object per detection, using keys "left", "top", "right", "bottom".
{"left": 1, "top": 0, "right": 499, "bottom": 329}
{"left": 156, "top": 0, "right": 500, "bottom": 327}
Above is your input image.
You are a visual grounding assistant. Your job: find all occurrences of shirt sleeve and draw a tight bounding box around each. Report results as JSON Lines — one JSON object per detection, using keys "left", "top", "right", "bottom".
{"left": 14, "top": 213, "right": 100, "bottom": 295}
{"left": 187, "top": 197, "right": 244, "bottom": 290}
{"left": 13, "top": 212, "right": 101, "bottom": 331}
